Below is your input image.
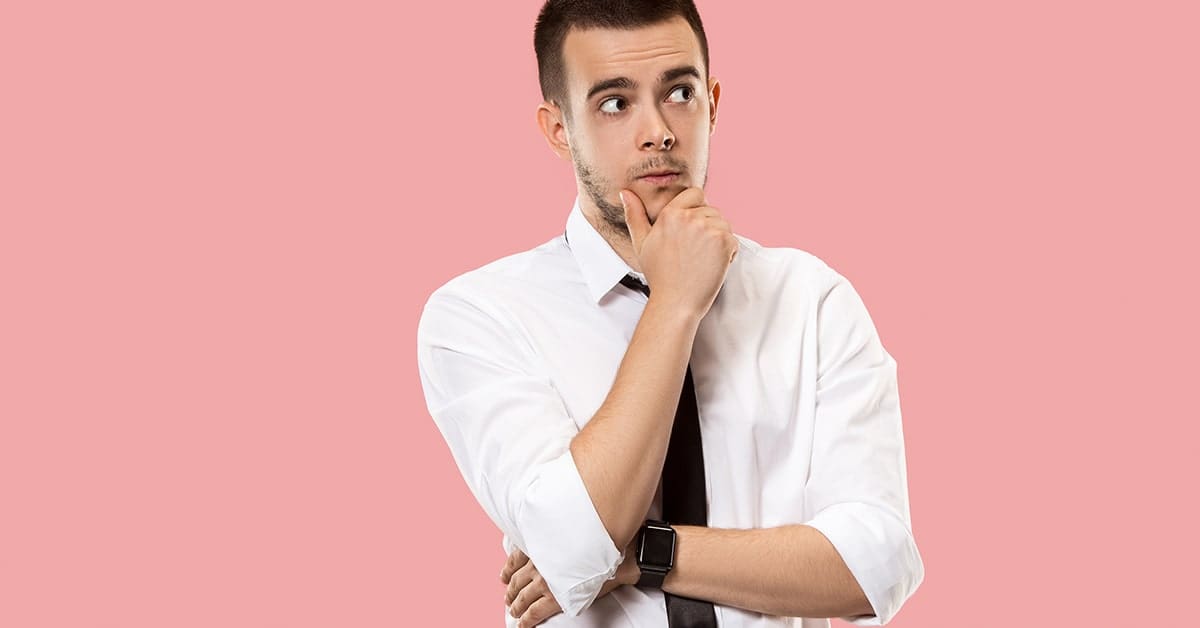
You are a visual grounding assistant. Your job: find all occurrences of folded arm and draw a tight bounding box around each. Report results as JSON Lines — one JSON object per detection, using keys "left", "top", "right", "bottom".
{"left": 663, "top": 268, "right": 925, "bottom": 624}
{"left": 417, "top": 285, "right": 702, "bottom": 617}
{"left": 664, "top": 524, "right": 872, "bottom": 618}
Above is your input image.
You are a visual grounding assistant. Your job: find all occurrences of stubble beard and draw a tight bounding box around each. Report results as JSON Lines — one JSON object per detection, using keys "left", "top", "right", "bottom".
{"left": 570, "top": 143, "right": 709, "bottom": 243}
{"left": 572, "top": 143, "right": 631, "bottom": 242}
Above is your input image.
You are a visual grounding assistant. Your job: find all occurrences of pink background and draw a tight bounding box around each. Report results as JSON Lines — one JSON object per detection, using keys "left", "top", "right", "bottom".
{"left": 3, "top": 1, "right": 1197, "bottom": 626}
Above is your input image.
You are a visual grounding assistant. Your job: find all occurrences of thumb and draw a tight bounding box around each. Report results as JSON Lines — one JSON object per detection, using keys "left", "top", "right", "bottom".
{"left": 620, "top": 189, "right": 650, "bottom": 251}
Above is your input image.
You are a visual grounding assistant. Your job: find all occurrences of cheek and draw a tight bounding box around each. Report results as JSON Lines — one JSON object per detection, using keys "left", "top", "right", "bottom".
{"left": 586, "top": 139, "right": 625, "bottom": 172}
{"left": 577, "top": 123, "right": 614, "bottom": 154}
{"left": 668, "top": 110, "right": 708, "bottom": 142}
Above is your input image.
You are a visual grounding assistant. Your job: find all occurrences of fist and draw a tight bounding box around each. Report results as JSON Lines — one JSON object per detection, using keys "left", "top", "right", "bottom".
{"left": 619, "top": 186, "right": 738, "bottom": 318}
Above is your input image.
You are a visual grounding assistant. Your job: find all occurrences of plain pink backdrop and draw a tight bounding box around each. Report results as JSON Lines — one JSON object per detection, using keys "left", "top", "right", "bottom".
{"left": 2, "top": 1, "right": 1197, "bottom": 626}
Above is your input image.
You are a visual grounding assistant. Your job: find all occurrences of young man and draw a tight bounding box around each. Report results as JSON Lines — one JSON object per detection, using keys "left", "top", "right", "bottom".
{"left": 416, "top": 1, "right": 924, "bottom": 626}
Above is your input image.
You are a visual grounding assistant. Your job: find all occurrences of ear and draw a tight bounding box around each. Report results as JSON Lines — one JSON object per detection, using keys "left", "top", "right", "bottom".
{"left": 536, "top": 100, "right": 572, "bottom": 161}
{"left": 707, "top": 76, "right": 721, "bottom": 136}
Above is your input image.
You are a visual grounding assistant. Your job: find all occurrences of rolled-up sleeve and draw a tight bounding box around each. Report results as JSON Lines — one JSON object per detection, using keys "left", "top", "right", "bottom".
{"left": 416, "top": 287, "right": 624, "bottom": 617}
{"left": 802, "top": 269, "right": 925, "bottom": 625}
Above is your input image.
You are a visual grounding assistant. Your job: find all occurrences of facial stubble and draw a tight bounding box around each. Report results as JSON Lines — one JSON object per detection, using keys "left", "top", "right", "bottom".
{"left": 570, "top": 141, "right": 708, "bottom": 244}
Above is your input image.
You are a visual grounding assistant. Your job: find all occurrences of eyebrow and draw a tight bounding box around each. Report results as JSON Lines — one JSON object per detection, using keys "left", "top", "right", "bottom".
{"left": 584, "top": 65, "right": 702, "bottom": 102}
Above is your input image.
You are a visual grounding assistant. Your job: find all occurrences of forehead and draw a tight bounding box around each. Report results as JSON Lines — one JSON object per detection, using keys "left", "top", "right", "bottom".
{"left": 561, "top": 16, "right": 702, "bottom": 94}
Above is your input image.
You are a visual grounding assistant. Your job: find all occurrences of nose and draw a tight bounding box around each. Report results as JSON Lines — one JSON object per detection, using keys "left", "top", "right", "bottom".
{"left": 644, "top": 134, "right": 673, "bottom": 150}
{"left": 638, "top": 108, "right": 675, "bottom": 150}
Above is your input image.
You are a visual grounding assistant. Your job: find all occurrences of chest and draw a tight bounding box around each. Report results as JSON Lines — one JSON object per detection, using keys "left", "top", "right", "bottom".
{"left": 511, "top": 288, "right": 820, "bottom": 461}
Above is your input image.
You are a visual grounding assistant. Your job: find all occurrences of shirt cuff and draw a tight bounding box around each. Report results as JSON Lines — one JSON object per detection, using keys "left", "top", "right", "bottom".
{"left": 514, "top": 446, "right": 625, "bottom": 617}
{"left": 805, "top": 501, "right": 925, "bottom": 625}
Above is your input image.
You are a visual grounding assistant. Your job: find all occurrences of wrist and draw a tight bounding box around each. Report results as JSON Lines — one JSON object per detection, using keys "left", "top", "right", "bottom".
{"left": 632, "top": 519, "right": 676, "bottom": 589}
{"left": 643, "top": 296, "right": 705, "bottom": 330}
{"left": 618, "top": 541, "right": 642, "bottom": 586}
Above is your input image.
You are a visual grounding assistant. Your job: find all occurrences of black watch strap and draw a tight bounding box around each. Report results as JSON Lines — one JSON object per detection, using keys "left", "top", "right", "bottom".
{"left": 636, "top": 567, "right": 668, "bottom": 589}
{"left": 634, "top": 519, "right": 675, "bottom": 590}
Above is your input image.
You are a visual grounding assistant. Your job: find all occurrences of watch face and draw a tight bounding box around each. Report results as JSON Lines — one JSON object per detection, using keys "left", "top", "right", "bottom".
{"left": 638, "top": 525, "right": 675, "bottom": 568}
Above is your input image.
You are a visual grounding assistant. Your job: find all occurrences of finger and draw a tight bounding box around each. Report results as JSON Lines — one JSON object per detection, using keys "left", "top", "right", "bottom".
{"left": 505, "top": 562, "right": 536, "bottom": 606}
{"left": 663, "top": 186, "right": 707, "bottom": 212}
{"left": 508, "top": 572, "right": 545, "bottom": 619}
{"left": 697, "top": 212, "right": 729, "bottom": 230}
{"left": 500, "top": 548, "right": 529, "bottom": 584}
{"left": 620, "top": 189, "right": 651, "bottom": 252}
{"left": 517, "top": 595, "right": 562, "bottom": 628}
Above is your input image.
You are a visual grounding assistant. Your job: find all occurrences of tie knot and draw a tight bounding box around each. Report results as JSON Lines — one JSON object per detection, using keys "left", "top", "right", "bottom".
{"left": 619, "top": 274, "right": 650, "bottom": 297}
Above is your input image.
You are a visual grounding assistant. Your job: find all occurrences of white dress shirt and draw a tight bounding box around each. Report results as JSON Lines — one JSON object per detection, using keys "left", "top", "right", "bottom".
{"left": 416, "top": 196, "right": 924, "bottom": 626}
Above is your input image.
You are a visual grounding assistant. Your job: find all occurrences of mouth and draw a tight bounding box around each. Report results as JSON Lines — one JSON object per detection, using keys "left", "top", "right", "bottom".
{"left": 638, "top": 171, "right": 681, "bottom": 186}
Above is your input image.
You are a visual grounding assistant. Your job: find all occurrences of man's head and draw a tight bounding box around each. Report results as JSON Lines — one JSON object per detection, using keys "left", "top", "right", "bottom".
{"left": 534, "top": 0, "right": 720, "bottom": 239}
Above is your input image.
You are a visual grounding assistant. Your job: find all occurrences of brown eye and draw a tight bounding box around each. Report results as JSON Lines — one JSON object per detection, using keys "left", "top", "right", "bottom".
{"left": 668, "top": 86, "right": 694, "bottom": 102}
{"left": 599, "top": 97, "right": 626, "bottom": 115}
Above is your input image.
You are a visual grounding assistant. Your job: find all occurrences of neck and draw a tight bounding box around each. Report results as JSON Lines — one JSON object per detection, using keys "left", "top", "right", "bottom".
{"left": 579, "top": 197, "right": 641, "bottom": 274}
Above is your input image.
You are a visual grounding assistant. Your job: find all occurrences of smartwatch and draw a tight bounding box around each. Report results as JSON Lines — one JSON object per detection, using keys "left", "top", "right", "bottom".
{"left": 635, "top": 519, "right": 676, "bottom": 589}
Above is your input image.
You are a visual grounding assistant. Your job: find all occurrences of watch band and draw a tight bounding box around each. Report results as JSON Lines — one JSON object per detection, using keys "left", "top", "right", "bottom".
{"left": 636, "top": 566, "right": 668, "bottom": 589}
{"left": 634, "top": 519, "right": 675, "bottom": 589}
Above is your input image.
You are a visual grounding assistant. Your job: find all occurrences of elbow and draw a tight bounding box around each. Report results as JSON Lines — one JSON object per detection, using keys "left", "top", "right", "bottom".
{"left": 507, "top": 448, "right": 627, "bottom": 617}
{"left": 803, "top": 501, "right": 925, "bottom": 625}
{"left": 569, "top": 434, "right": 639, "bottom": 552}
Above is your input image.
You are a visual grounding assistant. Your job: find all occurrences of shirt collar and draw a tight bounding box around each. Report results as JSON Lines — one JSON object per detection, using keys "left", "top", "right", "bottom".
{"left": 564, "top": 195, "right": 645, "bottom": 304}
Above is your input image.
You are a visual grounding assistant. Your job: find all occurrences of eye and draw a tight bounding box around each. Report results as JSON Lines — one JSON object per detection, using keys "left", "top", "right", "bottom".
{"left": 668, "top": 85, "right": 694, "bottom": 103}
{"left": 599, "top": 97, "right": 626, "bottom": 115}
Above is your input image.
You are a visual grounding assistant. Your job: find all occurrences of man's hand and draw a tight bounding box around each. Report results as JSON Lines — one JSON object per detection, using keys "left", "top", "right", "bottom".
{"left": 501, "top": 539, "right": 640, "bottom": 627}
{"left": 620, "top": 186, "right": 738, "bottom": 320}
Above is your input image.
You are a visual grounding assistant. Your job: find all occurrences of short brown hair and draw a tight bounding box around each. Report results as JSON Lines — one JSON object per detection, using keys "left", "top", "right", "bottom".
{"left": 534, "top": 0, "right": 710, "bottom": 120}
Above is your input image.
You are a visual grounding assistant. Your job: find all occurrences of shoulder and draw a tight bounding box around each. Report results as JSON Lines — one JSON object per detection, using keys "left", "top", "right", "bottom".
{"left": 418, "top": 234, "right": 571, "bottom": 336}
{"left": 730, "top": 232, "right": 844, "bottom": 298}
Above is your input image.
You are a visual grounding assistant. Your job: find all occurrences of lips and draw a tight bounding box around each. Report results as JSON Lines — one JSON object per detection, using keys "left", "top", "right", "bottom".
{"left": 638, "top": 172, "right": 680, "bottom": 186}
{"left": 639, "top": 170, "right": 680, "bottom": 178}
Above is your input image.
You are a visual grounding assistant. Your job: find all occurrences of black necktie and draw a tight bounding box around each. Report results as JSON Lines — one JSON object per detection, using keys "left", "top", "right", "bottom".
{"left": 619, "top": 274, "right": 719, "bottom": 628}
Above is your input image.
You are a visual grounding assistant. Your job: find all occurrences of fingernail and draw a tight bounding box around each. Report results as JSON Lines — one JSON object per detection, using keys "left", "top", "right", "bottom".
{"left": 619, "top": 192, "right": 626, "bottom": 208}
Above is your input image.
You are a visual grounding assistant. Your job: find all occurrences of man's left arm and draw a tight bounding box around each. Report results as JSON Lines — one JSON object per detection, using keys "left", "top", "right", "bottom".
{"left": 665, "top": 266, "right": 925, "bottom": 624}
{"left": 662, "top": 523, "right": 872, "bottom": 618}
{"left": 512, "top": 265, "right": 925, "bottom": 624}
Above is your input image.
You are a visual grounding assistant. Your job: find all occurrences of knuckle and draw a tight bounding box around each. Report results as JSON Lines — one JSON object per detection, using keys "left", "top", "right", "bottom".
{"left": 519, "top": 602, "right": 544, "bottom": 628}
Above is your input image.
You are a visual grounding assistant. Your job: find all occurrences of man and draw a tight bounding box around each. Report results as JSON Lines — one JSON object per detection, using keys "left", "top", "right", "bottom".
{"left": 416, "top": 1, "right": 924, "bottom": 626}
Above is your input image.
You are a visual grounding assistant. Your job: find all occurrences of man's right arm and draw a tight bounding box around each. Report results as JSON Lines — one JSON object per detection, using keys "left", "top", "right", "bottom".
{"left": 416, "top": 284, "right": 703, "bottom": 618}
{"left": 570, "top": 295, "right": 703, "bottom": 552}
{"left": 418, "top": 290, "right": 629, "bottom": 617}
{"left": 574, "top": 186, "right": 740, "bottom": 553}
{"left": 417, "top": 188, "right": 735, "bottom": 616}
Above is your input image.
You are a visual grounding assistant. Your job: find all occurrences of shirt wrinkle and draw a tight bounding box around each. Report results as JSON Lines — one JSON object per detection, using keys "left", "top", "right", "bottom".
{"left": 416, "top": 195, "right": 924, "bottom": 627}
